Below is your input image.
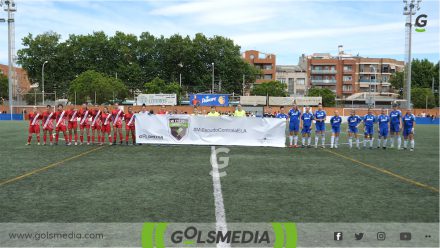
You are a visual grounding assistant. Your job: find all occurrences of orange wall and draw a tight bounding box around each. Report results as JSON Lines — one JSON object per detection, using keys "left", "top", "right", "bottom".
{"left": 1, "top": 105, "right": 439, "bottom": 118}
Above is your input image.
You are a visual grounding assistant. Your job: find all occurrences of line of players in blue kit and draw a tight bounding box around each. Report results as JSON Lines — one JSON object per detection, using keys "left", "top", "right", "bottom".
{"left": 276, "top": 104, "right": 416, "bottom": 151}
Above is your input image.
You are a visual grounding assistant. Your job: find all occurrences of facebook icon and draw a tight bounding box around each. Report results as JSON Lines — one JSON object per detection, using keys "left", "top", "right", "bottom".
{"left": 334, "top": 232, "right": 343, "bottom": 241}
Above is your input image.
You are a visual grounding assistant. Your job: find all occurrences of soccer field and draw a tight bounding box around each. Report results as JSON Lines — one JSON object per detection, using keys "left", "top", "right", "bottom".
{"left": 0, "top": 121, "right": 438, "bottom": 223}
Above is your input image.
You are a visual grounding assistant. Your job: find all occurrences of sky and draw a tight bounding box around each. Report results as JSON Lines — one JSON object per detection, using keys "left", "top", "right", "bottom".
{"left": 0, "top": 0, "right": 439, "bottom": 66}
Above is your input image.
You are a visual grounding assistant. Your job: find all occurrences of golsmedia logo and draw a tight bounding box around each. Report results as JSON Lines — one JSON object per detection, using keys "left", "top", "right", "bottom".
{"left": 170, "top": 226, "right": 269, "bottom": 245}
{"left": 141, "top": 223, "right": 297, "bottom": 248}
{"left": 415, "top": 14, "right": 427, "bottom": 32}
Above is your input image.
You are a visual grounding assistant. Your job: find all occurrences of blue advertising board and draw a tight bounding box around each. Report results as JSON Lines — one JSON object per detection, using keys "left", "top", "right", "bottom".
{"left": 189, "top": 94, "right": 229, "bottom": 106}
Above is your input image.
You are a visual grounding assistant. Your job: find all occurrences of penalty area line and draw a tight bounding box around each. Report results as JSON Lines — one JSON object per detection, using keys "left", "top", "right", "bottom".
{"left": 0, "top": 146, "right": 105, "bottom": 187}
{"left": 324, "top": 149, "right": 439, "bottom": 193}
{"left": 210, "top": 146, "right": 230, "bottom": 248}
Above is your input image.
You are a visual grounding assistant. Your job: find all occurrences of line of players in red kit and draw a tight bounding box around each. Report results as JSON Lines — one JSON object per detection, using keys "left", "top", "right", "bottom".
{"left": 26, "top": 103, "right": 136, "bottom": 146}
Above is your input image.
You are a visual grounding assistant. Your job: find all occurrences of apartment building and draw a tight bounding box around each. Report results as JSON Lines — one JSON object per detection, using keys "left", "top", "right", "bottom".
{"left": 0, "top": 64, "right": 31, "bottom": 97}
{"left": 306, "top": 46, "right": 404, "bottom": 98}
{"left": 242, "top": 50, "right": 276, "bottom": 84}
{"left": 276, "top": 65, "right": 307, "bottom": 96}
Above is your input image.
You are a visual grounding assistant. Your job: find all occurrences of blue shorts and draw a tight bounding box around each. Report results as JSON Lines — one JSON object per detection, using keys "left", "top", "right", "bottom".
{"left": 403, "top": 127, "right": 413, "bottom": 137}
{"left": 332, "top": 126, "right": 340, "bottom": 134}
{"left": 390, "top": 123, "right": 400, "bottom": 133}
{"left": 364, "top": 126, "right": 374, "bottom": 136}
{"left": 348, "top": 126, "right": 358, "bottom": 134}
{"left": 289, "top": 122, "right": 300, "bottom": 132}
{"left": 315, "top": 122, "right": 325, "bottom": 132}
{"left": 379, "top": 127, "right": 389, "bottom": 137}
{"left": 302, "top": 126, "right": 312, "bottom": 134}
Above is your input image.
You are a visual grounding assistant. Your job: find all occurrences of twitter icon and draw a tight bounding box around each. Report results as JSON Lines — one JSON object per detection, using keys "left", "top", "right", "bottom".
{"left": 355, "top": 233, "right": 364, "bottom": 240}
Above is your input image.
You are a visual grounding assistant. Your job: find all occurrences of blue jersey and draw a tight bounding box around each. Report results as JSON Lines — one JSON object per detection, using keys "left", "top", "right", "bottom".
{"left": 288, "top": 109, "right": 301, "bottom": 123}
{"left": 330, "top": 116, "right": 342, "bottom": 128}
{"left": 314, "top": 110, "right": 326, "bottom": 122}
{"left": 377, "top": 114, "right": 390, "bottom": 129}
{"left": 402, "top": 114, "right": 416, "bottom": 128}
{"left": 347, "top": 115, "right": 362, "bottom": 127}
{"left": 389, "top": 110, "right": 402, "bottom": 124}
{"left": 301, "top": 112, "right": 314, "bottom": 127}
{"left": 276, "top": 113, "right": 288, "bottom": 119}
{"left": 363, "top": 114, "right": 376, "bottom": 127}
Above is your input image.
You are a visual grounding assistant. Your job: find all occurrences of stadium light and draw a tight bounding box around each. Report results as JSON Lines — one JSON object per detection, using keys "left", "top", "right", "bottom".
{"left": 42, "top": 60, "right": 48, "bottom": 105}
{"left": 2, "top": 0, "right": 16, "bottom": 120}
{"left": 403, "top": 0, "right": 422, "bottom": 108}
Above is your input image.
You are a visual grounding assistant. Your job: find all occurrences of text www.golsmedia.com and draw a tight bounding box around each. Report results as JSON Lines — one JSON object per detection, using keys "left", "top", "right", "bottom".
{"left": 9, "top": 232, "right": 104, "bottom": 241}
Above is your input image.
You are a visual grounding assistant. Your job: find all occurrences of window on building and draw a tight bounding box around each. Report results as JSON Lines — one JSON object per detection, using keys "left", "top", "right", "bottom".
{"left": 296, "top": 78, "right": 305, "bottom": 85}
{"left": 343, "top": 75, "right": 352, "bottom": 82}
{"left": 313, "top": 66, "right": 321, "bottom": 71}
{"left": 288, "top": 81, "right": 294, "bottom": 95}
{"left": 263, "top": 64, "right": 273, "bottom": 70}
{"left": 343, "top": 65, "right": 352, "bottom": 72}
{"left": 343, "top": 85, "right": 352, "bottom": 92}
{"left": 277, "top": 78, "right": 286, "bottom": 84}
{"left": 249, "top": 55, "right": 255, "bottom": 60}
{"left": 264, "top": 74, "right": 273, "bottom": 80}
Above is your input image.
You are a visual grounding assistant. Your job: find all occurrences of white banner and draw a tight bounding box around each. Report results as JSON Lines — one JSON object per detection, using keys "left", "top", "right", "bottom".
{"left": 136, "top": 94, "right": 177, "bottom": 106}
{"left": 135, "top": 115, "right": 286, "bottom": 147}
{"left": 269, "top": 96, "right": 322, "bottom": 106}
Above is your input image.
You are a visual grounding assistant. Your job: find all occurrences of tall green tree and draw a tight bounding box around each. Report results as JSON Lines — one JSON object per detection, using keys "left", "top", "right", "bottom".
{"left": 144, "top": 77, "right": 182, "bottom": 99}
{"left": 307, "top": 87, "right": 336, "bottom": 106}
{"left": 411, "top": 87, "right": 436, "bottom": 109}
{"left": 17, "top": 31, "right": 258, "bottom": 98}
{"left": 69, "top": 70, "right": 127, "bottom": 104}
{"left": 251, "top": 81, "right": 287, "bottom": 97}
{"left": 0, "top": 74, "right": 8, "bottom": 101}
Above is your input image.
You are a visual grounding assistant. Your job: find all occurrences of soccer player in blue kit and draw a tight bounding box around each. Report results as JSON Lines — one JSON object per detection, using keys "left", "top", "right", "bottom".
{"left": 389, "top": 104, "right": 402, "bottom": 149}
{"left": 402, "top": 109, "right": 416, "bottom": 151}
{"left": 301, "top": 107, "right": 314, "bottom": 148}
{"left": 276, "top": 106, "right": 289, "bottom": 119}
{"left": 347, "top": 110, "right": 362, "bottom": 149}
{"left": 377, "top": 109, "right": 390, "bottom": 149}
{"left": 330, "top": 110, "right": 342, "bottom": 149}
{"left": 363, "top": 109, "right": 376, "bottom": 149}
{"left": 287, "top": 104, "right": 301, "bottom": 148}
{"left": 314, "top": 103, "right": 327, "bottom": 148}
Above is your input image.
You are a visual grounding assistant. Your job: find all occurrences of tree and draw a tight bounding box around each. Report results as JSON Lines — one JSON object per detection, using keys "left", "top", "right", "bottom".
{"left": 389, "top": 71, "right": 404, "bottom": 96}
{"left": 69, "top": 70, "right": 127, "bottom": 104}
{"left": 307, "top": 87, "right": 336, "bottom": 106}
{"left": 251, "top": 81, "right": 287, "bottom": 97}
{"left": 0, "top": 74, "right": 7, "bottom": 100}
{"left": 144, "top": 77, "right": 182, "bottom": 99}
{"left": 411, "top": 87, "right": 436, "bottom": 109}
{"left": 17, "top": 31, "right": 258, "bottom": 98}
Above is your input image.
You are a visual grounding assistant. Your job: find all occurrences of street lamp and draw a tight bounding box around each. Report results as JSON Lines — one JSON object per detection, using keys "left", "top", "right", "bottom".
{"left": 403, "top": 0, "right": 422, "bottom": 108}
{"left": 42, "top": 60, "right": 48, "bottom": 105}
{"left": 178, "top": 62, "right": 183, "bottom": 87}
{"left": 211, "top": 62, "right": 215, "bottom": 94}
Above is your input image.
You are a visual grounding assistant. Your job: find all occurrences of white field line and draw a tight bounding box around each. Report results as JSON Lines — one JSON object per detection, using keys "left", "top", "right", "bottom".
{"left": 210, "top": 146, "right": 230, "bottom": 248}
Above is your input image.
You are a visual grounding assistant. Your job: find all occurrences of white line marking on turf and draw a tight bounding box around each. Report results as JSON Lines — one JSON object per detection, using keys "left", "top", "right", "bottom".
{"left": 210, "top": 146, "right": 230, "bottom": 248}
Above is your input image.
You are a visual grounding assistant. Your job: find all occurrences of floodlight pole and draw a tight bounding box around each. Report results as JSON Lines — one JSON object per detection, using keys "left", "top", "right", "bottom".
{"left": 2, "top": 0, "right": 16, "bottom": 119}
{"left": 403, "top": 0, "right": 422, "bottom": 109}
{"left": 211, "top": 62, "right": 215, "bottom": 94}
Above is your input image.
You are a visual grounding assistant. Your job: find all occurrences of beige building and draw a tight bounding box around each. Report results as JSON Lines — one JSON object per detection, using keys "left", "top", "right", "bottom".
{"left": 276, "top": 65, "right": 307, "bottom": 96}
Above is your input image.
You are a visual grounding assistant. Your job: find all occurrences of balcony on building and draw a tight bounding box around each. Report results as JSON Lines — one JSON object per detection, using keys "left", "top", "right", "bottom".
{"left": 311, "top": 79, "right": 337, "bottom": 85}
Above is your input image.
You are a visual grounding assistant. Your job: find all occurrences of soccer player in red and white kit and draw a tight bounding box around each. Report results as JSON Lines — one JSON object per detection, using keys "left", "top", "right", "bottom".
{"left": 41, "top": 105, "right": 55, "bottom": 145}
{"left": 90, "top": 104, "right": 102, "bottom": 144}
{"left": 111, "top": 103, "right": 124, "bottom": 145}
{"left": 26, "top": 106, "right": 42, "bottom": 145}
{"left": 101, "top": 106, "right": 113, "bottom": 145}
{"left": 67, "top": 106, "right": 79, "bottom": 145}
{"left": 124, "top": 106, "right": 136, "bottom": 145}
{"left": 78, "top": 103, "right": 91, "bottom": 145}
{"left": 54, "top": 104, "right": 69, "bottom": 145}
